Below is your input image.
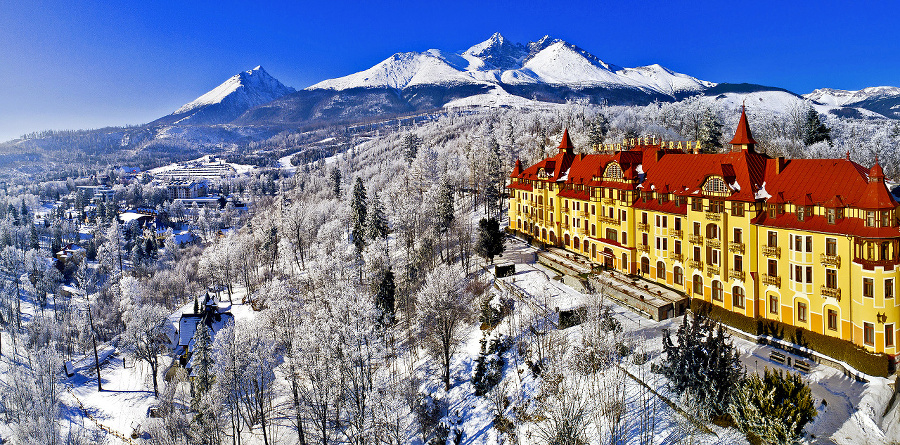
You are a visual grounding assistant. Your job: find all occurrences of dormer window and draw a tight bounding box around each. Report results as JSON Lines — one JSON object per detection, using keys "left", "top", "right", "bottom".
{"left": 692, "top": 198, "right": 703, "bottom": 212}
{"left": 797, "top": 206, "right": 806, "bottom": 221}
{"left": 883, "top": 211, "right": 892, "bottom": 227}
{"left": 768, "top": 204, "right": 783, "bottom": 218}
{"left": 659, "top": 193, "right": 669, "bottom": 204}
{"left": 604, "top": 163, "right": 623, "bottom": 180}
{"left": 703, "top": 176, "right": 727, "bottom": 195}
{"left": 866, "top": 211, "right": 876, "bottom": 227}
{"left": 827, "top": 208, "right": 836, "bottom": 224}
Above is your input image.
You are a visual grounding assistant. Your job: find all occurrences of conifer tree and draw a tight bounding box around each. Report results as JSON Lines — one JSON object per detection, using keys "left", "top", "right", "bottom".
{"left": 588, "top": 113, "right": 610, "bottom": 148}
{"left": 698, "top": 108, "right": 723, "bottom": 152}
{"left": 331, "top": 167, "right": 342, "bottom": 198}
{"left": 374, "top": 269, "right": 396, "bottom": 325}
{"left": 402, "top": 133, "right": 420, "bottom": 165}
{"left": 475, "top": 217, "right": 505, "bottom": 264}
{"left": 484, "top": 138, "right": 504, "bottom": 218}
{"left": 803, "top": 106, "right": 832, "bottom": 146}
{"left": 192, "top": 323, "right": 214, "bottom": 405}
{"left": 350, "top": 177, "right": 368, "bottom": 253}
{"left": 729, "top": 368, "right": 817, "bottom": 444}
{"left": 436, "top": 177, "right": 455, "bottom": 232}
{"left": 366, "top": 191, "right": 389, "bottom": 240}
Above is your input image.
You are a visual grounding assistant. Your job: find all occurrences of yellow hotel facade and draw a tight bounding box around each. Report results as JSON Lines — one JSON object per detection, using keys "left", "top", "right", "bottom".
{"left": 507, "top": 109, "right": 900, "bottom": 356}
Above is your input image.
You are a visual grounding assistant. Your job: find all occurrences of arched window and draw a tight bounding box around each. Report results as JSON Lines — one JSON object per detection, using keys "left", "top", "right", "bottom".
{"left": 693, "top": 275, "right": 704, "bottom": 296}
{"left": 583, "top": 240, "right": 590, "bottom": 253}
{"left": 574, "top": 237, "right": 580, "bottom": 250}
{"left": 550, "top": 231, "right": 557, "bottom": 244}
{"left": 604, "top": 162, "right": 623, "bottom": 180}
{"left": 732, "top": 286, "right": 745, "bottom": 309}
{"left": 542, "top": 228, "right": 547, "bottom": 240}
{"left": 657, "top": 261, "right": 666, "bottom": 279}
{"left": 621, "top": 253, "right": 627, "bottom": 272}
{"left": 703, "top": 176, "right": 726, "bottom": 194}
{"left": 641, "top": 257, "right": 650, "bottom": 275}
{"left": 712, "top": 280, "right": 723, "bottom": 301}
{"left": 565, "top": 234, "right": 570, "bottom": 246}
{"left": 674, "top": 266, "right": 683, "bottom": 286}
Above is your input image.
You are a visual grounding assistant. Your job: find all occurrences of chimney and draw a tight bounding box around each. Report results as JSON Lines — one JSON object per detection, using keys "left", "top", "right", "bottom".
{"left": 775, "top": 157, "right": 788, "bottom": 174}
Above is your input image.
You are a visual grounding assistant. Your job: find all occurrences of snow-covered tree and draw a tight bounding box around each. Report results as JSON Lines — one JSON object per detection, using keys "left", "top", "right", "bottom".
{"left": 417, "top": 264, "right": 474, "bottom": 390}
{"left": 123, "top": 304, "right": 169, "bottom": 396}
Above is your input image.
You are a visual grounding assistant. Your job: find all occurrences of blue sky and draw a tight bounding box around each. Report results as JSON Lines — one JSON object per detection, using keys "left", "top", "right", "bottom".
{"left": 1, "top": 0, "right": 897, "bottom": 142}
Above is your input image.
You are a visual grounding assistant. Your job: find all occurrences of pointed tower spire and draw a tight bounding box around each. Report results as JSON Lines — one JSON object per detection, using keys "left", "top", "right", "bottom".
{"left": 509, "top": 159, "right": 522, "bottom": 178}
{"left": 558, "top": 128, "right": 574, "bottom": 154}
{"left": 729, "top": 105, "right": 757, "bottom": 152}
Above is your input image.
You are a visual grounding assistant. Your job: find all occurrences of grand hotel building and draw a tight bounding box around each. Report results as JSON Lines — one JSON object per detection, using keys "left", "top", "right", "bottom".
{"left": 507, "top": 109, "right": 900, "bottom": 355}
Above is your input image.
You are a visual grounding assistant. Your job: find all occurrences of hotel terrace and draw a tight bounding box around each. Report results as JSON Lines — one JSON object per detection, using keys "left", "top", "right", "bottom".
{"left": 508, "top": 109, "right": 900, "bottom": 357}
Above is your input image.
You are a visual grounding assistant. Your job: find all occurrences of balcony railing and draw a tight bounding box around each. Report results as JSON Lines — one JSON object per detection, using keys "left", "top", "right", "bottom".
{"left": 637, "top": 244, "right": 650, "bottom": 253}
{"left": 728, "top": 242, "right": 745, "bottom": 254}
{"left": 637, "top": 222, "right": 650, "bottom": 232}
{"left": 600, "top": 216, "right": 620, "bottom": 226}
{"left": 671, "top": 229, "right": 683, "bottom": 239}
{"left": 688, "top": 259, "right": 703, "bottom": 269}
{"left": 561, "top": 222, "right": 570, "bottom": 230}
{"left": 671, "top": 253, "right": 683, "bottom": 262}
{"left": 578, "top": 227, "right": 589, "bottom": 236}
{"left": 578, "top": 210, "right": 589, "bottom": 218}
{"left": 820, "top": 286, "right": 841, "bottom": 301}
{"left": 706, "top": 239, "right": 721, "bottom": 249}
{"left": 603, "top": 198, "right": 616, "bottom": 205}
{"left": 562, "top": 207, "right": 570, "bottom": 214}
{"left": 761, "top": 274, "right": 781, "bottom": 287}
{"left": 820, "top": 253, "right": 841, "bottom": 268}
{"left": 688, "top": 234, "right": 704, "bottom": 244}
{"left": 705, "top": 212, "right": 721, "bottom": 221}
{"left": 762, "top": 245, "right": 781, "bottom": 258}
{"left": 729, "top": 269, "right": 745, "bottom": 281}
{"left": 706, "top": 265, "right": 720, "bottom": 277}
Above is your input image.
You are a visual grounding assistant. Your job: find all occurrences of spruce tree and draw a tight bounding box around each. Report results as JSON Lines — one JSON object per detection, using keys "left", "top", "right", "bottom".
{"left": 484, "top": 139, "right": 504, "bottom": 218}
{"left": 191, "top": 323, "right": 214, "bottom": 405}
{"left": 436, "top": 177, "right": 455, "bottom": 232}
{"left": 350, "top": 177, "right": 368, "bottom": 253}
{"left": 374, "top": 269, "right": 396, "bottom": 325}
{"left": 402, "top": 133, "right": 420, "bottom": 165}
{"left": 802, "top": 106, "right": 832, "bottom": 146}
{"left": 698, "top": 108, "right": 723, "bottom": 152}
{"left": 588, "top": 113, "right": 610, "bottom": 148}
{"left": 729, "top": 368, "right": 817, "bottom": 444}
{"left": 366, "top": 191, "right": 389, "bottom": 240}
{"left": 331, "top": 167, "right": 342, "bottom": 198}
{"left": 475, "top": 217, "right": 505, "bottom": 264}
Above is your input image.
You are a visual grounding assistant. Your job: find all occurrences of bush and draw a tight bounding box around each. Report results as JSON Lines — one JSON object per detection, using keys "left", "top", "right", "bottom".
{"left": 473, "top": 334, "right": 508, "bottom": 396}
{"left": 692, "top": 299, "right": 893, "bottom": 377}
{"left": 558, "top": 306, "right": 587, "bottom": 329}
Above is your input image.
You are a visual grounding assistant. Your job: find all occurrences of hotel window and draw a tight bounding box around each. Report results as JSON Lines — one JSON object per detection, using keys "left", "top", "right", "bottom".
{"left": 675, "top": 240, "right": 682, "bottom": 255}
{"left": 705, "top": 177, "right": 726, "bottom": 194}
{"left": 797, "top": 205, "right": 806, "bottom": 221}
{"left": 591, "top": 224, "right": 596, "bottom": 237}
{"left": 708, "top": 200, "right": 724, "bottom": 213}
{"left": 864, "top": 322, "right": 875, "bottom": 346}
{"left": 693, "top": 246, "right": 701, "bottom": 262}
{"left": 657, "top": 261, "right": 666, "bottom": 279}
{"left": 826, "top": 238, "right": 837, "bottom": 256}
{"left": 806, "top": 266, "right": 813, "bottom": 284}
{"left": 733, "top": 286, "right": 745, "bottom": 309}
{"left": 674, "top": 217, "right": 682, "bottom": 231}
{"left": 806, "top": 236, "right": 813, "bottom": 252}
{"left": 827, "top": 309, "right": 838, "bottom": 331}
{"left": 797, "top": 302, "right": 807, "bottom": 322}
{"left": 591, "top": 205, "right": 595, "bottom": 215}
{"left": 733, "top": 228, "right": 743, "bottom": 244}
{"left": 769, "top": 295, "right": 778, "bottom": 314}
{"left": 793, "top": 265, "right": 801, "bottom": 282}
{"left": 883, "top": 211, "right": 892, "bottom": 227}
{"left": 864, "top": 278, "right": 874, "bottom": 298}
{"left": 826, "top": 269, "right": 837, "bottom": 289}
{"left": 661, "top": 216, "right": 668, "bottom": 228}
{"left": 642, "top": 212, "right": 648, "bottom": 224}
{"left": 708, "top": 248, "right": 720, "bottom": 266}
{"left": 827, "top": 208, "right": 836, "bottom": 224}
{"left": 622, "top": 232, "right": 627, "bottom": 244}
{"left": 712, "top": 280, "right": 723, "bottom": 301}
{"left": 767, "top": 259, "right": 778, "bottom": 277}
{"left": 692, "top": 198, "right": 703, "bottom": 212}
{"left": 642, "top": 233, "right": 648, "bottom": 247}
{"left": 621, "top": 211, "right": 626, "bottom": 222}
{"left": 606, "top": 228, "right": 617, "bottom": 242}
{"left": 881, "top": 242, "right": 892, "bottom": 261}
{"left": 732, "top": 202, "right": 744, "bottom": 217}
{"left": 693, "top": 275, "right": 704, "bottom": 296}
{"left": 706, "top": 224, "right": 720, "bottom": 240}
{"left": 793, "top": 235, "right": 802, "bottom": 252}
{"left": 767, "top": 231, "right": 777, "bottom": 247}
{"left": 886, "top": 279, "right": 894, "bottom": 299}
{"left": 887, "top": 324, "right": 895, "bottom": 348}
{"left": 866, "top": 211, "right": 876, "bottom": 227}
{"left": 693, "top": 222, "right": 701, "bottom": 236}
{"left": 674, "top": 266, "right": 683, "bottom": 285}
{"left": 734, "top": 255, "right": 743, "bottom": 272}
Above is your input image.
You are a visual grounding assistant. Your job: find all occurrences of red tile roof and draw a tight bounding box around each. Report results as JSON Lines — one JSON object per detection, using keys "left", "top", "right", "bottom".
{"left": 754, "top": 213, "right": 900, "bottom": 239}
{"left": 509, "top": 159, "right": 522, "bottom": 178}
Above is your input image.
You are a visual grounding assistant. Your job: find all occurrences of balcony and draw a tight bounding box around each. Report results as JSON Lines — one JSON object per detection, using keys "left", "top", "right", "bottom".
{"left": 762, "top": 245, "right": 781, "bottom": 258}
{"left": 578, "top": 226, "right": 589, "bottom": 236}
{"left": 671, "top": 253, "right": 683, "bottom": 262}
{"left": 637, "top": 244, "right": 650, "bottom": 253}
{"left": 603, "top": 198, "right": 616, "bottom": 205}
{"left": 688, "top": 234, "right": 704, "bottom": 244}
{"left": 671, "top": 229, "right": 683, "bottom": 239}
{"left": 820, "top": 253, "right": 841, "bottom": 268}
{"left": 728, "top": 242, "right": 745, "bottom": 254}
{"left": 706, "top": 265, "right": 720, "bottom": 277}
{"left": 561, "top": 222, "right": 570, "bottom": 230}
{"left": 729, "top": 269, "right": 745, "bottom": 281}
{"left": 688, "top": 259, "right": 703, "bottom": 269}
{"left": 705, "top": 212, "right": 722, "bottom": 221}
{"left": 761, "top": 274, "right": 781, "bottom": 287}
{"left": 820, "top": 286, "right": 841, "bottom": 301}
{"left": 578, "top": 210, "right": 589, "bottom": 218}
{"left": 637, "top": 222, "right": 650, "bottom": 232}
{"left": 706, "top": 239, "right": 721, "bottom": 249}
{"left": 562, "top": 207, "right": 570, "bottom": 214}
{"left": 600, "top": 216, "right": 620, "bottom": 226}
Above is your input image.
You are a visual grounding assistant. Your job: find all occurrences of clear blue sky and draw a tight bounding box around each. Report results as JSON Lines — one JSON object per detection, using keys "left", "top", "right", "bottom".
{"left": 1, "top": 0, "right": 897, "bottom": 142}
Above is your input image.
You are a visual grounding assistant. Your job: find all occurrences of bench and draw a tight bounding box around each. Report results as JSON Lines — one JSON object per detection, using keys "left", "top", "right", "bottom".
{"left": 794, "top": 360, "right": 812, "bottom": 373}
{"left": 770, "top": 351, "right": 786, "bottom": 365}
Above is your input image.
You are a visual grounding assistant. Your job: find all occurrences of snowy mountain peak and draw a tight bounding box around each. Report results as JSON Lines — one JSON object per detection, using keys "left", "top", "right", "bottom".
{"left": 805, "top": 86, "right": 900, "bottom": 107}
{"left": 463, "top": 33, "right": 527, "bottom": 70}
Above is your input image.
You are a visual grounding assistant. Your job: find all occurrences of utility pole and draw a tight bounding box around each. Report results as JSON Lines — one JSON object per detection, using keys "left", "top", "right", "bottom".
{"left": 88, "top": 307, "right": 102, "bottom": 392}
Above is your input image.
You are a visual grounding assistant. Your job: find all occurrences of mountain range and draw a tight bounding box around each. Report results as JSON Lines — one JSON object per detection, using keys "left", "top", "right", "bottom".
{"left": 155, "top": 33, "right": 899, "bottom": 127}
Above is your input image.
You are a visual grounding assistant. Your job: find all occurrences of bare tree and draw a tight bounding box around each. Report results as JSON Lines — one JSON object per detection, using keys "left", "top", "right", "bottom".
{"left": 416, "top": 264, "right": 474, "bottom": 391}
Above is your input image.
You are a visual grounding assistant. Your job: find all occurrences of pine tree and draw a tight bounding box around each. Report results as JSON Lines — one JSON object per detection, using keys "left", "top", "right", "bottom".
{"left": 660, "top": 311, "right": 743, "bottom": 417}
{"left": 374, "top": 269, "right": 396, "bottom": 325}
{"left": 475, "top": 217, "right": 505, "bottom": 264}
{"left": 484, "top": 139, "right": 504, "bottom": 218}
{"left": 436, "top": 177, "right": 455, "bottom": 232}
{"left": 366, "top": 191, "right": 389, "bottom": 240}
{"left": 29, "top": 224, "right": 39, "bottom": 250}
{"left": 331, "top": 167, "right": 342, "bottom": 198}
{"left": 350, "top": 177, "right": 368, "bottom": 253}
{"left": 729, "top": 368, "right": 817, "bottom": 444}
{"left": 803, "top": 106, "right": 832, "bottom": 146}
{"left": 698, "top": 108, "right": 723, "bottom": 152}
{"left": 192, "top": 323, "right": 214, "bottom": 405}
{"left": 402, "top": 133, "right": 420, "bottom": 165}
{"left": 587, "top": 113, "right": 610, "bottom": 148}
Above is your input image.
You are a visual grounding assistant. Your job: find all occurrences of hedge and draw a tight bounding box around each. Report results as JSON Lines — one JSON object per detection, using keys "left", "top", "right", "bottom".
{"left": 691, "top": 299, "right": 893, "bottom": 377}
